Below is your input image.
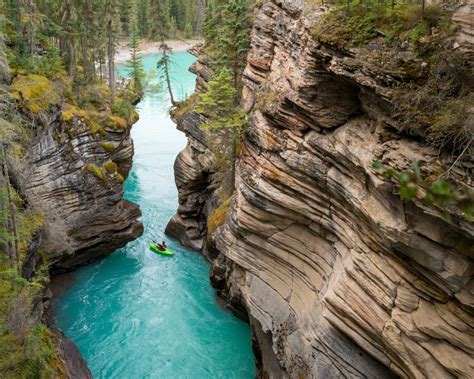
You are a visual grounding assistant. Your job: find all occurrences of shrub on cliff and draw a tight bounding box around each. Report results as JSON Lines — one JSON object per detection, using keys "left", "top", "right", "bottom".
{"left": 313, "top": 1, "right": 471, "bottom": 162}
{"left": 313, "top": 2, "right": 457, "bottom": 49}
{"left": 0, "top": 171, "right": 63, "bottom": 378}
{"left": 373, "top": 161, "right": 474, "bottom": 221}
{"left": 196, "top": 69, "right": 247, "bottom": 195}
{"left": 0, "top": 267, "right": 64, "bottom": 378}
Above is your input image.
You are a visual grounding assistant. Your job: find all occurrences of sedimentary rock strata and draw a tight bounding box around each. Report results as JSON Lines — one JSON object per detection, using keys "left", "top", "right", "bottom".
{"left": 171, "top": 0, "right": 474, "bottom": 377}
{"left": 11, "top": 107, "right": 143, "bottom": 272}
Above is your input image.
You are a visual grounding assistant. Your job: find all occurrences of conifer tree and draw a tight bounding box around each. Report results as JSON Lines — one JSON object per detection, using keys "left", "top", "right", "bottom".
{"left": 199, "top": 0, "right": 252, "bottom": 193}
{"left": 150, "top": 0, "right": 171, "bottom": 38}
{"left": 127, "top": 28, "right": 145, "bottom": 95}
{"left": 157, "top": 41, "right": 177, "bottom": 106}
{"left": 218, "top": 0, "right": 251, "bottom": 90}
{"left": 105, "top": 0, "right": 120, "bottom": 104}
{"left": 137, "top": 0, "right": 150, "bottom": 37}
{"left": 197, "top": 69, "right": 247, "bottom": 193}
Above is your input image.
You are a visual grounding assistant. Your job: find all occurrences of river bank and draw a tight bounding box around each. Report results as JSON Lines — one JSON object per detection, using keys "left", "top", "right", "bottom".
{"left": 115, "top": 38, "right": 203, "bottom": 64}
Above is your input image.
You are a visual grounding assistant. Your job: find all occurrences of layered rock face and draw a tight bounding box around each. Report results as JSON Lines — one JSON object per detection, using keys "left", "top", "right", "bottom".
{"left": 215, "top": 1, "right": 473, "bottom": 377}
{"left": 171, "top": 0, "right": 473, "bottom": 378}
{"left": 11, "top": 108, "right": 143, "bottom": 272}
{"left": 166, "top": 52, "right": 218, "bottom": 252}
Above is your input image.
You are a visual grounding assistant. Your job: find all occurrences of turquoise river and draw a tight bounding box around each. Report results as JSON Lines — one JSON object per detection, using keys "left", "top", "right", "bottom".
{"left": 53, "top": 52, "right": 256, "bottom": 378}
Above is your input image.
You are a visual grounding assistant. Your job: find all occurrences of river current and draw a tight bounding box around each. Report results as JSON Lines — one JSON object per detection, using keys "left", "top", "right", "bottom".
{"left": 53, "top": 52, "right": 256, "bottom": 379}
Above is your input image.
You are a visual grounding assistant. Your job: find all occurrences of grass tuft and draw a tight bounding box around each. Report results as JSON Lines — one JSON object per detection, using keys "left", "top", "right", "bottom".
{"left": 207, "top": 198, "right": 231, "bottom": 236}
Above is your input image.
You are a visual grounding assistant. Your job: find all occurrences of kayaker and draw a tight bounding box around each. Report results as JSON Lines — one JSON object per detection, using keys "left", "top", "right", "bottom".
{"left": 155, "top": 241, "right": 167, "bottom": 251}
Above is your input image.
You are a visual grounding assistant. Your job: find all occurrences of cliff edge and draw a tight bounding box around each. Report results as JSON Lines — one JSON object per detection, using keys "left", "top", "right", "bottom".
{"left": 169, "top": 0, "right": 473, "bottom": 377}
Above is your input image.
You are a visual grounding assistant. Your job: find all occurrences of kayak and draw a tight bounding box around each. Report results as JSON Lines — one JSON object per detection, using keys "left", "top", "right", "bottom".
{"left": 149, "top": 243, "right": 174, "bottom": 256}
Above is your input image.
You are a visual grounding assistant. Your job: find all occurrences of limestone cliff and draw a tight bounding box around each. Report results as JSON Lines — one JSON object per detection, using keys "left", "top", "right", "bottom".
{"left": 2, "top": 81, "right": 143, "bottom": 377}
{"left": 170, "top": 0, "right": 473, "bottom": 378}
{"left": 166, "top": 47, "right": 218, "bottom": 252}
{"left": 9, "top": 103, "right": 143, "bottom": 273}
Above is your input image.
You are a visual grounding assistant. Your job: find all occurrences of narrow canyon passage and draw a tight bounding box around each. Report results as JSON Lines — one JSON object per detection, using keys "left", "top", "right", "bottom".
{"left": 53, "top": 52, "right": 256, "bottom": 378}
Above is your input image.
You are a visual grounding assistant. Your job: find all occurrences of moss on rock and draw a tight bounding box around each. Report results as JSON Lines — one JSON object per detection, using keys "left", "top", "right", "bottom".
{"left": 103, "top": 161, "right": 118, "bottom": 173}
{"left": 105, "top": 116, "right": 128, "bottom": 130}
{"left": 100, "top": 142, "right": 116, "bottom": 152}
{"left": 11, "top": 74, "right": 61, "bottom": 114}
{"left": 85, "top": 163, "right": 106, "bottom": 181}
{"left": 116, "top": 173, "right": 125, "bottom": 183}
{"left": 207, "top": 198, "right": 231, "bottom": 236}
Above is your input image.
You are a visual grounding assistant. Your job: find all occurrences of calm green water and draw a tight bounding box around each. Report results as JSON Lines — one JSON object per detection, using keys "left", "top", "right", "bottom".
{"left": 53, "top": 52, "right": 256, "bottom": 378}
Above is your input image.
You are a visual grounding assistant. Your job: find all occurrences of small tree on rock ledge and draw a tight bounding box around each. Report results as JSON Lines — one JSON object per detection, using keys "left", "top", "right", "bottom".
{"left": 196, "top": 68, "right": 247, "bottom": 195}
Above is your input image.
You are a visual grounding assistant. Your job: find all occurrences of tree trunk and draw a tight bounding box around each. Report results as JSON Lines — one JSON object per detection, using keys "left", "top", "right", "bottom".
{"left": 160, "top": 40, "right": 177, "bottom": 106}
{"left": 165, "top": 65, "right": 176, "bottom": 106}
{"left": 81, "top": 1, "right": 92, "bottom": 79}
{"left": 99, "top": 56, "right": 103, "bottom": 81}
{"left": 195, "top": 0, "right": 207, "bottom": 35}
{"left": 1, "top": 144, "right": 19, "bottom": 268}
{"left": 27, "top": 0, "right": 35, "bottom": 64}
{"left": 107, "top": 20, "right": 116, "bottom": 104}
{"left": 81, "top": 34, "right": 90, "bottom": 78}
{"left": 67, "top": 39, "right": 75, "bottom": 77}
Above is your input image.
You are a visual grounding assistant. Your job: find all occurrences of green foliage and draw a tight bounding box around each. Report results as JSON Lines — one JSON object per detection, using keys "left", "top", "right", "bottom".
{"left": 75, "top": 83, "right": 111, "bottom": 110}
{"left": 85, "top": 161, "right": 123, "bottom": 181}
{"left": 31, "top": 46, "right": 66, "bottom": 79}
{"left": 255, "top": 87, "right": 279, "bottom": 113}
{"left": 85, "top": 163, "right": 107, "bottom": 181}
{"left": 116, "top": 173, "right": 125, "bottom": 182}
{"left": 100, "top": 142, "right": 116, "bottom": 152}
{"left": 393, "top": 50, "right": 470, "bottom": 153}
{"left": 0, "top": 170, "right": 62, "bottom": 378}
{"left": 196, "top": 69, "right": 247, "bottom": 195}
{"left": 126, "top": 30, "right": 145, "bottom": 96}
{"left": 136, "top": 0, "right": 150, "bottom": 37}
{"left": 313, "top": 2, "right": 456, "bottom": 49}
{"left": 314, "top": 2, "right": 470, "bottom": 156}
{"left": 170, "top": 93, "right": 198, "bottom": 119}
{"left": 197, "top": 0, "right": 252, "bottom": 194}
{"left": 103, "top": 161, "right": 118, "bottom": 173}
{"left": 197, "top": 69, "right": 247, "bottom": 134}
{"left": 203, "top": 0, "right": 251, "bottom": 84}
{"left": 10, "top": 75, "right": 61, "bottom": 114}
{"left": 427, "top": 94, "right": 473, "bottom": 154}
{"left": 112, "top": 96, "right": 138, "bottom": 122}
{"left": 373, "top": 161, "right": 474, "bottom": 221}
{"left": 0, "top": 266, "right": 63, "bottom": 378}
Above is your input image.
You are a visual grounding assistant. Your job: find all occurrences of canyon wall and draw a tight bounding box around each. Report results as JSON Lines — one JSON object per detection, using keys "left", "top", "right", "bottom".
{"left": 10, "top": 106, "right": 143, "bottom": 273}
{"left": 170, "top": 0, "right": 474, "bottom": 378}
{"left": 166, "top": 50, "right": 218, "bottom": 252}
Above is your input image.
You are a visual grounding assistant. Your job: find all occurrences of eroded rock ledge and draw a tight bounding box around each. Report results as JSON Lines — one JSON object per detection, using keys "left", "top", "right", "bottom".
{"left": 11, "top": 107, "right": 143, "bottom": 273}
{"left": 170, "top": 0, "right": 473, "bottom": 378}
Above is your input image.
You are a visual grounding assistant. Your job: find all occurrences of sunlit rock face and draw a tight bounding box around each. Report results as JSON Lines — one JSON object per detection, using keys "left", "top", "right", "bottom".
{"left": 168, "top": 1, "right": 473, "bottom": 377}
{"left": 12, "top": 108, "right": 143, "bottom": 273}
{"left": 210, "top": 0, "right": 473, "bottom": 378}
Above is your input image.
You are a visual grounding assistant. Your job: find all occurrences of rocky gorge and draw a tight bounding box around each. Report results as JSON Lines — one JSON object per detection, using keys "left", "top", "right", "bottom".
{"left": 1, "top": 47, "right": 143, "bottom": 374}
{"left": 167, "top": 0, "right": 474, "bottom": 378}
{"left": 11, "top": 104, "right": 144, "bottom": 274}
